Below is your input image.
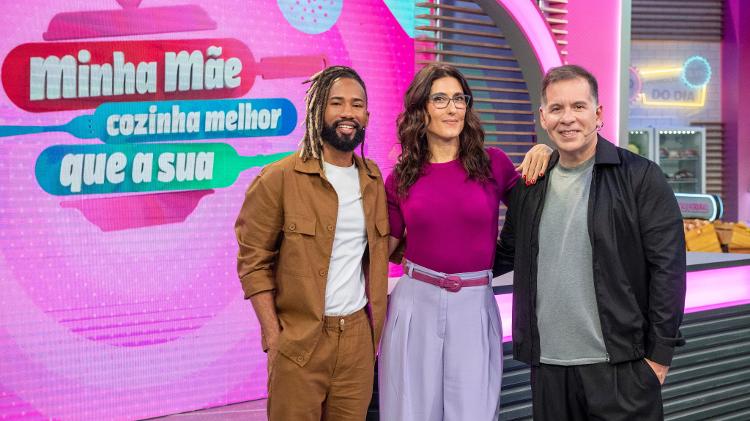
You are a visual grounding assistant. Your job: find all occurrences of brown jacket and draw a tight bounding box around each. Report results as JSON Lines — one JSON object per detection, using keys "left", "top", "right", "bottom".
{"left": 235, "top": 152, "right": 390, "bottom": 367}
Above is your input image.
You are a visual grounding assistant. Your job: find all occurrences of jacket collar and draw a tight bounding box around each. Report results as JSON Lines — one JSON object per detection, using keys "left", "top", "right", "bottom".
{"left": 293, "top": 151, "right": 379, "bottom": 180}
{"left": 547, "top": 134, "right": 619, "bottom": 171}
{"left": 593, "top": 134, "right": 621, "bottom": 165}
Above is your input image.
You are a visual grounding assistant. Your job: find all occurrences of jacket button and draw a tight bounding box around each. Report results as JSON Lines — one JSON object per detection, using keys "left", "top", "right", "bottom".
{"left": 327, "top": 224, "right": 334, "bottom": 231}
{"left": 319, "top": 269, "right": 327, "bottom": 277}
{"left": 289, "top": 223, "right": 296, "bottom": 231}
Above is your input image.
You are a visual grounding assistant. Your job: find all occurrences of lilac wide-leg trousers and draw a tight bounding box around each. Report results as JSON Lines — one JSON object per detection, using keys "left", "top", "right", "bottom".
{"left": 379, "top": 261, "right": 504, "bottom": 421}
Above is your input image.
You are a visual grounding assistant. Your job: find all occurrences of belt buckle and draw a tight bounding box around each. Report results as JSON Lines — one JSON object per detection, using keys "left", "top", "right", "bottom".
{"left": 443, "top": 275, "right": 462, "bottom": 292}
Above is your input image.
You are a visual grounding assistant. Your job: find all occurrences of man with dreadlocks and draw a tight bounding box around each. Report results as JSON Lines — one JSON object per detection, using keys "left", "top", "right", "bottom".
{"left": 235, "top": 66, "right": 389, "bottom": 420}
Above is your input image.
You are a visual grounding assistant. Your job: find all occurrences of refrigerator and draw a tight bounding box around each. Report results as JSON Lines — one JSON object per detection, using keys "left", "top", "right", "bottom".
{"left": 655, "top": 128, "right": 706, "bottom": 194}
{"left": 627, "top": 128, "right": 656, "bottom": 161}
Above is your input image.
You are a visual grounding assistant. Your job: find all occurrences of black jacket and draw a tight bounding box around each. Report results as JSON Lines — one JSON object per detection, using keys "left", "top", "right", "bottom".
{"left": 494, "top": 136, "right": 686, "bottom": 367}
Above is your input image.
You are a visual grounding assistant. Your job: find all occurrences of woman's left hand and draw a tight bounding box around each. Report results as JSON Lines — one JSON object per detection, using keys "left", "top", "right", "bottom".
{"left": 516, "top": 143, "right": 553, "bottom": 185}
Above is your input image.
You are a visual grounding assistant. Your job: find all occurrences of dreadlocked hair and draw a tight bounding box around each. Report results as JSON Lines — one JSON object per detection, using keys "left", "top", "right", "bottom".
{"left": 299, "top": 66, "right": 369, "bottom": 170}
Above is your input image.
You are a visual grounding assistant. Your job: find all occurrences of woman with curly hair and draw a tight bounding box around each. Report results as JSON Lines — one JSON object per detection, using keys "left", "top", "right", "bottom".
{"left": 379, "top": 64, "right": 551, "bottom": 420}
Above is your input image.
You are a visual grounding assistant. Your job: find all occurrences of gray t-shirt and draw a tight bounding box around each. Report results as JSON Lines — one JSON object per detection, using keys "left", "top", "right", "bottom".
{"left": 536, "top": 157, "right": 608, "bottom": 365}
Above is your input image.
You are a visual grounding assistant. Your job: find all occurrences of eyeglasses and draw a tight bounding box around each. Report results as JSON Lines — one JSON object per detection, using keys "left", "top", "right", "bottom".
{"left": 429, "top": 94, "right": 471, "bottom": 109}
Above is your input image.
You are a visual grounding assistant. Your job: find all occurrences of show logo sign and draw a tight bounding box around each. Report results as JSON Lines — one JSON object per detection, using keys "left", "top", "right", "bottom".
{"left": 1, "top": 38, "right": 318, "bottom": 229}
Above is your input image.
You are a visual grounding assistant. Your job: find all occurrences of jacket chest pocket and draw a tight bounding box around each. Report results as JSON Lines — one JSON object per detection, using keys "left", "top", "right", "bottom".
{"left": 283, "top": 216, "right": 317, "bottom": 237}
{"left": 279, "top": 216, "right": 317, "bottom": 276}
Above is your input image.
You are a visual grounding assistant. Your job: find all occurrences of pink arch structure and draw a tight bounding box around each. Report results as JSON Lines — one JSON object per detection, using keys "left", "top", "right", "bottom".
{"left": 476, "top": 0, "right": 564, "bottom": 144}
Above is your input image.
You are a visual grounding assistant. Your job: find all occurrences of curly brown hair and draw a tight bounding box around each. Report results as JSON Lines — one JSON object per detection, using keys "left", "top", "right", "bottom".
{"left": 394, "top": 64, "right": 490, "bottom": 195}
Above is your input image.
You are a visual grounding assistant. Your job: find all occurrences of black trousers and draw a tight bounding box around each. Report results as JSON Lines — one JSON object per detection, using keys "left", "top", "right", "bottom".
{"left": 531, "top": 360, "right": 664, "bottom": 421}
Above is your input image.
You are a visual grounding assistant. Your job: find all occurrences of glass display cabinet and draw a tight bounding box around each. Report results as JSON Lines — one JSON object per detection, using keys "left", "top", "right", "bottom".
{"left": 655, "top": 128, "right": 706, "bottom": 194}
{"left": 627, "top": 128, "right": 655, "bottom": 161}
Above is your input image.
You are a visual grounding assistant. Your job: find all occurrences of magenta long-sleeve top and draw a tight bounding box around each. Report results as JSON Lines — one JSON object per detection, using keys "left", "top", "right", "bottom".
{"left": 385, "top": 147, "right": 520, "bottom": 274}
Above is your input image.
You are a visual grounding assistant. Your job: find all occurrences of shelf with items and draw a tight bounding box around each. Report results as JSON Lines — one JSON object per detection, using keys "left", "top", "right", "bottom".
{"left": 660, "top": 157, "right": 699, "bottom": 162}
{"left": 668, "top": 179, "right": 698, "bottom": 184}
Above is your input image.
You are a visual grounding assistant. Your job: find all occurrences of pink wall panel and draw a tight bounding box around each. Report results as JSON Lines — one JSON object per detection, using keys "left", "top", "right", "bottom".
{"left": 565, "top": 1, "right": 624, "bottom": 144}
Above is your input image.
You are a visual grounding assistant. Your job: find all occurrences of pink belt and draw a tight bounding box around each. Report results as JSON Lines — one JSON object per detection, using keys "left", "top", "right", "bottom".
{"left": 409, "top": 269, "right": 489, "bottom": 293}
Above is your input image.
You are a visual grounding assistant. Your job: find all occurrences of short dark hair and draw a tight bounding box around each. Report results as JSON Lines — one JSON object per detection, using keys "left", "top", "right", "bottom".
{"left": 541, "top": 64, "right": 599, "bottom": 105}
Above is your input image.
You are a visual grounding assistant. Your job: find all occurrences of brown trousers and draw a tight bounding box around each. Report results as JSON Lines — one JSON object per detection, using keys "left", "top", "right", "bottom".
{"left": 267, "top": 309, "right": 375, "bottom": 421}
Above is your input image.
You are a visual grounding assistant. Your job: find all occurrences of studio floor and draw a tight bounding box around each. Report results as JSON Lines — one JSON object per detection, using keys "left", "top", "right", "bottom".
{"left": 153, "top": 400, "right": 267, "bottom": 421}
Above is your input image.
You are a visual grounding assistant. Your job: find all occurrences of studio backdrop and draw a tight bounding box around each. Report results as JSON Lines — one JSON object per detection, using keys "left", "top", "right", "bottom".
{"left": 0, "top": 1, "right": 414, "bottom": 419}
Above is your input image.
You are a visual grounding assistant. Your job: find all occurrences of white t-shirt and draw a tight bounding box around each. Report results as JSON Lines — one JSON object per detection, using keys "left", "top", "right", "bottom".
{"left": 322, "top": 161, "right": 368, "bottom": 316}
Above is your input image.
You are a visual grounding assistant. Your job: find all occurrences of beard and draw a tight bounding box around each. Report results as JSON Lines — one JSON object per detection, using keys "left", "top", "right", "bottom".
{"left": 320, "top": 119, "right": 365, "bottom": 153}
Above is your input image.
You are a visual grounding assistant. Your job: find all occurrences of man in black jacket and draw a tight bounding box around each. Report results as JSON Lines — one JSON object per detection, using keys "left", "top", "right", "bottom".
{"left": 494, "top": 65, "right": 686, "bottom": 420}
